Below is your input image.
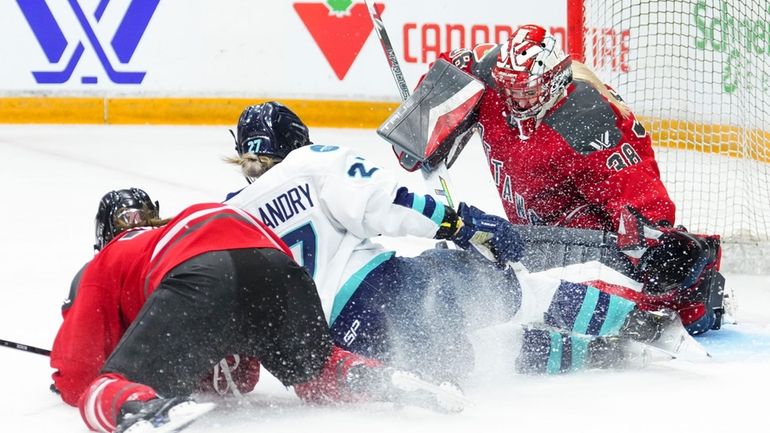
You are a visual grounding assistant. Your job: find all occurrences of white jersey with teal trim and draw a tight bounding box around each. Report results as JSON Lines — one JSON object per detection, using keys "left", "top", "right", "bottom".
{"left": 224, "top": 144, "right": 446, "bottom": 323}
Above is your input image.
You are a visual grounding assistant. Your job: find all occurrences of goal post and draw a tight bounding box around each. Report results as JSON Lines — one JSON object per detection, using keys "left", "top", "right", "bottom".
{"left": 567, "top": 0, "right": 770, "bottom": 273}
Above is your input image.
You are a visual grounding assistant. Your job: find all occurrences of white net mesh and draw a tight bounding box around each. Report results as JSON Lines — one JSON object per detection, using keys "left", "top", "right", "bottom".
{"left": 579, "top": 0, "right": 770, "bottom": 273}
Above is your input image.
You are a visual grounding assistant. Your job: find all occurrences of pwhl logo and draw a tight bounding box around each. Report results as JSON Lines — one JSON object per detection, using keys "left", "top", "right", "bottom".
{"left": 294, "top": 1, "right": 384, "bottom": 80}
{"left": 17, "top": 0, "right": 160, "bottom": 84}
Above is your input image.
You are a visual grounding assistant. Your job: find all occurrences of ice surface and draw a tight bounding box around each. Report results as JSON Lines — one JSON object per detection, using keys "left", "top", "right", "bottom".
{"left": 1, "top": 125, "right": 768, "bottom": 432}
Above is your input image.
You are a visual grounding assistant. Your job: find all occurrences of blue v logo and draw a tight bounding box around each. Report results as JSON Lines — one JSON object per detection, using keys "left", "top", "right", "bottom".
{"left": 17, "top": 0, "right": 160, "bottom": 84}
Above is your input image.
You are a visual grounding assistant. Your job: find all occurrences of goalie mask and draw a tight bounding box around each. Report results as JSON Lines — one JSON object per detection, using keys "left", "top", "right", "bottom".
{"left": 492, "top": 24, "right": 573, "bottom": 123}
{"left": 94, "top": 188, "right": 160, "bottom": 251}
{"left": 234, "top": 101, "right": 311, "bottom": 160}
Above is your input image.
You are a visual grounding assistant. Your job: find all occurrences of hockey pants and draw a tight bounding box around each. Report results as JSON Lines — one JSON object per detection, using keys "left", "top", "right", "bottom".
{"left": 102, "top": 248, "right": 332, "bottom": 396}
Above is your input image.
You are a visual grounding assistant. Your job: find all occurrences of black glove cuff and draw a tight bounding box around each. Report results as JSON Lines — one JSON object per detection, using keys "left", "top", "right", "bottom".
{"left": 434, "top": 206, "right": 461, "bottom": 240}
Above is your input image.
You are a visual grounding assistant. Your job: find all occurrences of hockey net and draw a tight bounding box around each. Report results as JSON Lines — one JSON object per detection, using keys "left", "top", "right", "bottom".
{"left": 570, "top": 0, "right": 770, "bottom": 273}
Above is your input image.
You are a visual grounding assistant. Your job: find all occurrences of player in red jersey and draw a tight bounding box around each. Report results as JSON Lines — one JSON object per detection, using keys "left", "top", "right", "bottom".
{"left": 409, "top": 24, "right": 724, "bottom": 335}
{"left": 51, "top": 198, "right": 458, "bottom": 433}
{"left": 436, "top": 24, "right": 673, "bottom": 230}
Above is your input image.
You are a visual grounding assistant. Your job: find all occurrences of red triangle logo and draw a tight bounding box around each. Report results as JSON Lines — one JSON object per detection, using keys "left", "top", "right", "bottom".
{"left": 294, "top": 3, "right": 385, "bottom": 80}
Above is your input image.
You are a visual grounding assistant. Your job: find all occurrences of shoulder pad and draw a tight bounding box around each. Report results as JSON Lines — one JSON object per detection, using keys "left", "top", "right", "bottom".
{"left": 606, "top": 86, "right": 625, "bottom": 102}
{"left": 472, "top": 43, "right": 498, "bottom": 62}
{"left": 471, "top": 44, "right": 503, "bottom": 89}
{"left": 542, "top": 81, "right": 623, "bottom": 156}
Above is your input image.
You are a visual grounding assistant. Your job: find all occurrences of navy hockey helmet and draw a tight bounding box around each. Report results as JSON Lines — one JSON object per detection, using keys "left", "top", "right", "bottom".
{"left": 234, "top": 101, "right": 311, "bottom": 160}
{"left": 94, "top": 188, "right": 159, "bottom": 251}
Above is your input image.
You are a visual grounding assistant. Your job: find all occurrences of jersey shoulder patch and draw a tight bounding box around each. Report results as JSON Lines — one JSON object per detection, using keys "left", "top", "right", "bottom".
{"left": 309, "top": 144, "right": 339, "bottom": 152}
{"left": 448, "top": 48, "right": 473, "bottom": 69}
{"left": 542, "top": 81, "right": 623, "bottom": 156}
{"left": 447, "top": 44, "right": 496, "bottom": 70}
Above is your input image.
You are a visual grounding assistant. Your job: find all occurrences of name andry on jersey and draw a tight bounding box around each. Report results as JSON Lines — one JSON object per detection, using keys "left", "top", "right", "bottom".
{"left": 255, "top": 183, "right": 314, "bottom": 229}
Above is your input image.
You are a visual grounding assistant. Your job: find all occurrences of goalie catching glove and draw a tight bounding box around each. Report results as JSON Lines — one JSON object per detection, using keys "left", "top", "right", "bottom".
{"left": 615, "top": 206, "right": 725, "bottom": 335}
{"left": 449, "top": 202, "right": 524, "bottom": 268}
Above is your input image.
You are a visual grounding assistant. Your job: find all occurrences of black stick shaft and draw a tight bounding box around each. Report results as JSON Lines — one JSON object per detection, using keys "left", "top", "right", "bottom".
{"left": 364, "top": 0, "right": 411, "bottom": 101}
{"left": 362, "top": 1, "right": 457, "bottom": 206}
{"left": 0, "top": 338, "right": 51, "bottom": 356}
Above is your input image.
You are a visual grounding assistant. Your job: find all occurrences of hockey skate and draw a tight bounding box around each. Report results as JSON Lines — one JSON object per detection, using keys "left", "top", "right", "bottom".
{"left": 619, "top": 308, "right": 711, "bottom": 361}
{"left": 585, "top": 336, "right": 675, "bottom": 370}
{"left": 115, "top": 397, "right": 215, "bottom": 433}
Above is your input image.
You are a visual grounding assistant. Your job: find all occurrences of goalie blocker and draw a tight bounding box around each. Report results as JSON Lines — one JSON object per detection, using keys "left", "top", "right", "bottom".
{"left": 377, "top": 59, "right": 484, "bottom": 172}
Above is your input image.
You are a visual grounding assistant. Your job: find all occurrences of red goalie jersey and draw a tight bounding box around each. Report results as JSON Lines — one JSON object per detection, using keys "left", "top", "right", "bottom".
{"left": 435, "top": 44, "right": 675, "bottom": 231}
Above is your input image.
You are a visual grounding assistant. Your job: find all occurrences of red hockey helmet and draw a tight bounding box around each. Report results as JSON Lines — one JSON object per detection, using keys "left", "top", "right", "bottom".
{"left": 492, "top": 24, "right": 573, "bottom": 121}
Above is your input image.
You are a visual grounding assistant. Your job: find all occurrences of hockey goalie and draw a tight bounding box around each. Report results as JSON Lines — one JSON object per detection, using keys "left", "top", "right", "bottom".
{"left": 377, "top": 27, "right": 726, "bottom": 337}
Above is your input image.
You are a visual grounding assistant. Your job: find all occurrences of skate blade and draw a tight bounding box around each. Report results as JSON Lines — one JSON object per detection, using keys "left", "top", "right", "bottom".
{"left": 123, "top": 402, "right": 215, "bottom": 433}
{"left": 624, "top": 340, "right": 676, "bottom": 368}
{"left": 655, "top": 329, "right": 711, "bottom": 362}
{"left": 389, "top": 370, "right": 469, "bottom": 413}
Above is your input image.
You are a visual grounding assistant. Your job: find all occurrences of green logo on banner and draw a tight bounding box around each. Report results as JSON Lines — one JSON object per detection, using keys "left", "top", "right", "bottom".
{"left": 693, "top": 1, "right": 770, "bottom": 93}
{"left": 326, "top": 0, "right": 353, "bottom": 13}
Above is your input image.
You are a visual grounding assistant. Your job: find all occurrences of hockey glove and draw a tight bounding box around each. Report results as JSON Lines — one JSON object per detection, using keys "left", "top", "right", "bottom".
{"left": 294, "top": 346, "right": 465, "bottom": 413}
{"left": 637, "top": 229, "right": 725, "bottom": 334}
{"left": 452, "top": 202, "right": 523, "bottom": 267}
{"left": 638, "top": 229, "right": 709, "bottom": 294}
{"left": 617, "top": 206, "right": 724, "bottom": 335}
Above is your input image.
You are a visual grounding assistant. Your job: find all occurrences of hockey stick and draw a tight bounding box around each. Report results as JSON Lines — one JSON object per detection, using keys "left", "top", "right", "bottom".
{"left": 364, "top": 0, "right": 410, "bottom": 101}
{"left": 363, "top": 0, "right": 457, "bottom": 208}
{"left": 0, "top": 338, "right": 51, "bottom": 356}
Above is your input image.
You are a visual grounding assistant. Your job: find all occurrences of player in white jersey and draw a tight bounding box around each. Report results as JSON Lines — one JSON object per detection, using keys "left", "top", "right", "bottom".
{"left": 223, "top": 102, "right": 708, "bottom": 380}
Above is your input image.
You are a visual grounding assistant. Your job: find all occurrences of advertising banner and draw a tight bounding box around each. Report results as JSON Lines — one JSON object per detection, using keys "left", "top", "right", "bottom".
{"left": 0, "top": 0, "right": 565, "bottom": 99}
{"left": 0, "top": 0, "right": 766, "bottom": 131}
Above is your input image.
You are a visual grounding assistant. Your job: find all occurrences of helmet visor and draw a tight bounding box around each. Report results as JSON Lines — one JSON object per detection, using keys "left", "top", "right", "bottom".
{"left": 113, "top": 207, "right": 148, "bottom": 227}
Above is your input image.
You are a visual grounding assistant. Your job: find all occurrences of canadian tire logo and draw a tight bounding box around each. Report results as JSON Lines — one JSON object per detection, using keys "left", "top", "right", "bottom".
{"left": 294, "top": 1, "right": 384, "bottom": 80}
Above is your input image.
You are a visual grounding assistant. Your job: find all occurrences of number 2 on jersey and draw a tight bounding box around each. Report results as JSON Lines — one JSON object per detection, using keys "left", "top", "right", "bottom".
{"left": 347, "top": 157, "right": 379, "bottom": 178}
